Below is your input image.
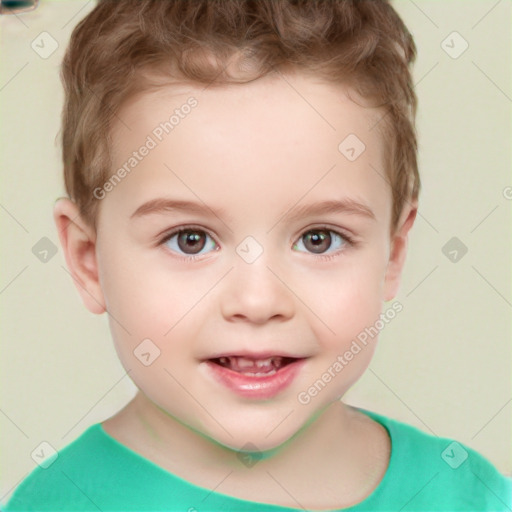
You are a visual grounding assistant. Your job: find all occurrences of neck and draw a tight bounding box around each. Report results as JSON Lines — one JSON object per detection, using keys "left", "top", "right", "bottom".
{"left": 103, "top": 392, "right": 388, "bottom": 509}
{"left": 129, "top": 391, "right": 354, "bottom": 473}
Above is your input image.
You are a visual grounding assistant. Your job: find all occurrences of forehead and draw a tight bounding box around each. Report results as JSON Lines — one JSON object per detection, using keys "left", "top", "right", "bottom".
{"left": 113, "top": 72, "right": 382, "bottom": 152}
{"left": 107, "top": 72, "right": 390, "bottom": 223}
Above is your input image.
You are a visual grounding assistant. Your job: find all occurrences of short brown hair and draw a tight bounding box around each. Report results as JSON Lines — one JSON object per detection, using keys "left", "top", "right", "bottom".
{"left": 61, "top": 0, "right": 420, "bottom": 233}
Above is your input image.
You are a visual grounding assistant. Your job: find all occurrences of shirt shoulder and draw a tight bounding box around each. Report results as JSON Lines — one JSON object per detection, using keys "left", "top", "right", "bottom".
{"left": 3, "top": 425, "right": 117, "bottom": 510}
{"left": 357, "top": 408, "right": 512, "bottom": 511}
{"left": 2, "top": 424, "right": 262, "bottom": 512}
{"left": 2, "top": 423, "right": 187, "bottom": 511}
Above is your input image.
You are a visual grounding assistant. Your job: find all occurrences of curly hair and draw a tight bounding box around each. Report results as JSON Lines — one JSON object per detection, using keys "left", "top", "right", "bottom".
{"left": 61, "top": 0, "right": 420, "bottom": 233}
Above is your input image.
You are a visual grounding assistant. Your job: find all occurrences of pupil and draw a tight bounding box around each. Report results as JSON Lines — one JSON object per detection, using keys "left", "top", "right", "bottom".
{"left": 305, "top": 230, "right": 330, "bottom": 253}
{"left": 178, "top": 230, "right": 205, "bottom": 254}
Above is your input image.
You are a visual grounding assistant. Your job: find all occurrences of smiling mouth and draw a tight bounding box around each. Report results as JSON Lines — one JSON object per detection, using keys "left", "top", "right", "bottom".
{"left": 208, "top": 356, "right": 299, "bottom": 376}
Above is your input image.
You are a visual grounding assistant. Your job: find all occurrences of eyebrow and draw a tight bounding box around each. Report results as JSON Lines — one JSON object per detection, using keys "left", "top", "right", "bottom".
{"left": 130, "top": 197, "right": 376, "bottom": 222}
{"left": 130, "top": 198, "right": 227, "bottom": 220}
{"left": 282, "top": 199, "right": 376, "bottom": 223}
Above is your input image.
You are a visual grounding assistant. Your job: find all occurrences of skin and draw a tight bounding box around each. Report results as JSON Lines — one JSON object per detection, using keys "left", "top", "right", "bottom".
{"left": 54, "top": 71, "right": 417, "bottom": 510}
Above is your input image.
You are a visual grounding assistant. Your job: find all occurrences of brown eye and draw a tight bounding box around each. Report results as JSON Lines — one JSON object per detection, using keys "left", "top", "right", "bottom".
{"left": 177, "top": 230, "right": 206, "bottom": 254}
{"left": 302, "top": 230, "right": 332, "bottom": 254}
{"left": 163, "top": 228, "right": 217, "bottom": 257}
{"left": 293, "top": 228, "right": 349, "bottom": 256}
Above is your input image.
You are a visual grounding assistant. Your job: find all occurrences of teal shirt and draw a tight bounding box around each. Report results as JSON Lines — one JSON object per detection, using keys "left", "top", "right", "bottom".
{"left": 3, "top": 408, "right": 511, "bottom": 511}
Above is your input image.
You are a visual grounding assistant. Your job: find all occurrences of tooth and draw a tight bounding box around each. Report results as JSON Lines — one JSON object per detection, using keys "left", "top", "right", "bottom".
{"left": 255, "top": 358, "right": 273, "bottom": 368}
{"left": 215, "top": 356, "right": 288, "bottom": 374}
{"left": 236, "top": 357, "right": 257, "bottom": 369}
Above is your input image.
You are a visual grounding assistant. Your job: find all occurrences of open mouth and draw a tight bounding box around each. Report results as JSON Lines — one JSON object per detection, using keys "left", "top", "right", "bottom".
{"left": 204, "top": 354, "right": 308, "bottom": 398}
{"left": 208, "top": 356, "right": 299, "bottom": 377}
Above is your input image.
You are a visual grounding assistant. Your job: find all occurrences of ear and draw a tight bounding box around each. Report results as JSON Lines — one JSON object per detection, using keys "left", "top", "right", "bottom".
{"left": 53, "top": 198, "right": 106, "bottom": 314}
{"left": 383, "top": 201, "right": 418, "bottom": 302}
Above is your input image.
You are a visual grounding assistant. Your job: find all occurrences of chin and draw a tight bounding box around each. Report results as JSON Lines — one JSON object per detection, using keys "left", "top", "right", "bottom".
{"left": 210, "top": 429, "right": 294, "bottom": 455}
{"left": 198, "top": 412, "right": 308, "bottom": 455}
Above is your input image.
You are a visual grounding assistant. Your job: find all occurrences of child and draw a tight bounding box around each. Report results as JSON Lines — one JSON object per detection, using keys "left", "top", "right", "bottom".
{"left": 4, "top": 0, "right": 511, "bottom": 510}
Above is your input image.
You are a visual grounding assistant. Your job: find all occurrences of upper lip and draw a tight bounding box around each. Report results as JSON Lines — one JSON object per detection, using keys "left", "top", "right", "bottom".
{"left": 204, "top": 351, "right": 307, "bottom": 360}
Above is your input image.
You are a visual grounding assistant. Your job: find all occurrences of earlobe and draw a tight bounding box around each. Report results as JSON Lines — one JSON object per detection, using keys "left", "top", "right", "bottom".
{"left": 383, "top": 202, "right": 418, "bottom": 302}
{"left": 53, "top": 198, "right": 106, "bottom": 314}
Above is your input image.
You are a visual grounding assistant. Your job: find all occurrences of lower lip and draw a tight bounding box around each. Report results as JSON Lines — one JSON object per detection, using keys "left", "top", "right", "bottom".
{"left": 204, "top": 359, "right": 306, "bottom": 399}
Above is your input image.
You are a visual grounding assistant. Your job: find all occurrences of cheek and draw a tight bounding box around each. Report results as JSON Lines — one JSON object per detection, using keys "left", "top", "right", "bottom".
{"left": 101, "top": 261, "right": 202, "bottom": 406}
{"left": 303, "top": 254, "right": 388, "bottom": 349}
{"left": 297, "top": 262, "right": 387, "bottom": 399}
{"left": 98, "top": 246, "right": 217, "bottom": 371}
{"left": 98, "top": 243, "right": 197, "bottom": 333}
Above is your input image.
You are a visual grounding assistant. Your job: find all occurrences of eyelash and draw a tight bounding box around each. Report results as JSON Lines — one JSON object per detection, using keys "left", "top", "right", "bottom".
{"left": 158, "top": 225, "right": 356, "bottom": 262}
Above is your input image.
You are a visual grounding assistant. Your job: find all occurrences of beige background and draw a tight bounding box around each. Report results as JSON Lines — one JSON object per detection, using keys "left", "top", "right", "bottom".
{"left": 1, "top": 0, "right": 511, "bottom": 502}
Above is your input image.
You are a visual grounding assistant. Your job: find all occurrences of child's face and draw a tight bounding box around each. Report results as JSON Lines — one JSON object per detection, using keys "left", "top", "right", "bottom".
{"left": 66, "top": 72, "right": 415, "bottom": 451}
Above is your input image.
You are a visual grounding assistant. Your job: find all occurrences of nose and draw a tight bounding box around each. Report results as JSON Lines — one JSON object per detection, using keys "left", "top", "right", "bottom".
{"left": 219, "top": 256, "right": 295, "bottom": 324}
